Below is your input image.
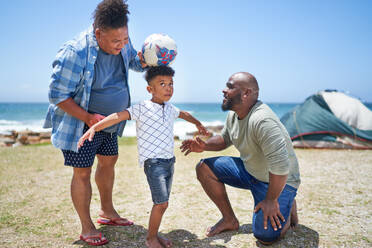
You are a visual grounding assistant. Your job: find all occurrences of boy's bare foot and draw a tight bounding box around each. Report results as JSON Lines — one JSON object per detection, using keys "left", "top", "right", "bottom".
{"left": 206, "top": 218, "right": 239, "bottom": 237}
{"left": 146, "top": 237, "right": 164, "bottom": 248}
{"left": 158, "top": 235, "right": 172, "bottom": 248}
{"left": 290, "top": 200, "right": 298, "bottom": 229}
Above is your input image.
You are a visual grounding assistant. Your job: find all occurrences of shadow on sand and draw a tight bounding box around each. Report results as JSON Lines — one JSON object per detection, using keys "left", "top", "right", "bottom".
{"left": 73, "top": 223, "right": 318, "bottom": 247}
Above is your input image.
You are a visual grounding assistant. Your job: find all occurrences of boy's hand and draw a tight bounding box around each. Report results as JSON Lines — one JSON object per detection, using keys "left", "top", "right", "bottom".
{"left": 77, "top": 128, "right": 96, "bottom": 149}
{"left": 180, "top": 137, "right": 206, "bottom": 155}
{"left": 196, "top": 124, "right": 209, "bottom": 136}
{"left": 137, "top": 51, "right": 148, "bottom": 68}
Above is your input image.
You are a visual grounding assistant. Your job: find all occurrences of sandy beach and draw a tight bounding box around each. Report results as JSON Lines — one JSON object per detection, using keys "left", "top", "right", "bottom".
{"left": 0, "top": 139, "right": 371, "bottom": 247}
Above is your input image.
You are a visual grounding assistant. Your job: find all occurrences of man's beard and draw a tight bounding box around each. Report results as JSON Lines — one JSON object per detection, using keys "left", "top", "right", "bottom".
{"left": 221, "top": 94, "right": 241, "bottom": 111}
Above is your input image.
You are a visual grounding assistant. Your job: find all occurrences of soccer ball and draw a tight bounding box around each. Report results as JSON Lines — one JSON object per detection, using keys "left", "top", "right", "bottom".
{"left": 142, "top": 33, "right": 177, "bottom": 66}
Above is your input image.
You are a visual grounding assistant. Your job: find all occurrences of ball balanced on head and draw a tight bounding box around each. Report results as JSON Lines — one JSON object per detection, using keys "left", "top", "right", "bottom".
{"left": 142, "top": 33, "right": 177, "bottom": 66}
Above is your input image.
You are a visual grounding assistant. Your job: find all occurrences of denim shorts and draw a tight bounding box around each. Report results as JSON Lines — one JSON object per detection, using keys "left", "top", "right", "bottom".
{"left": 144, "top": 157, "right": 175, "bottom": 205}
{"left": 62, "top": 125, "right": 118, "bottom": 168}
{"left": 202, "top": 156, "right": 297, "bottom": 243}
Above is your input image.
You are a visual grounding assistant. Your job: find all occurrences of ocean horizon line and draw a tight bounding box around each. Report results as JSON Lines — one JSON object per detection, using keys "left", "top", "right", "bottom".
{"left": 1, "top": 101, "right": 372, "bottom": 105}
{"left": 0, "top": 101, "right": 307, "bottom": 104}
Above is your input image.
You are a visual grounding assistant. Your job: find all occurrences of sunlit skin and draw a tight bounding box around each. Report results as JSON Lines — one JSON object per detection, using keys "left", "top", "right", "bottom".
{"left": 221, "top": 81, "right": 242, "bottom": 112}
{"left": 95, "top": 26, "right": 129, "bottom": 55}
{"left": 180, "top": 72, "right": 297, "bottom": 245}
{"left": 147, "top": 75, "right": 174, "bottom": 104}
{"left": 77, "top": 72, "right": 209, "bottom": 248}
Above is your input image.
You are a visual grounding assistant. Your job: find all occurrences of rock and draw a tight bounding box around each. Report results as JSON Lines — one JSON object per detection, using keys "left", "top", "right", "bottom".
{"left": 0, "top": 130, "right": 51, "bottom": 147}
{"left": 17, "top": 134, "right": 29, "bottom": 145}
{"left": 0, "top": 137, "right": 15, "bottom": 146}
{"left": 39, "top": 132, "right": 51, "bottom": 138}
{"left": 27, "top": 136, "right": 41, "bottom": 144}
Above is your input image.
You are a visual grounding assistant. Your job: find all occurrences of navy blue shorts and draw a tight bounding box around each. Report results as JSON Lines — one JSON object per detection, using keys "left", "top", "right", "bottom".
{"left": 144, "top": 157, "right": 175, "bottom": 205}
{"left": 62, "top": 125, "right": 118, "bottom": 168}
{"left": 202, "top": 156, "right": 297, "bottom": 243}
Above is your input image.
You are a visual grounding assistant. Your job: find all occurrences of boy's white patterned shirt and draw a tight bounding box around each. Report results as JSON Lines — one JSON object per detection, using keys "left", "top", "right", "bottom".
{"left": 127, "top": 100, "right": 180, "bottom": 167}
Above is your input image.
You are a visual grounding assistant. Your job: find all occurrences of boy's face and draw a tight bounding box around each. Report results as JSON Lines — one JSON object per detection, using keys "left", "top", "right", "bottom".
{"left": 147, "top": 75, "right": 174, "bottom": 104}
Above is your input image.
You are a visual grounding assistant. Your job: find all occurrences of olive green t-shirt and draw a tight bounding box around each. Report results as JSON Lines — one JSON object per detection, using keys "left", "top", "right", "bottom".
{"left": 221, "top": 101, "right": 301, "bottom": 188}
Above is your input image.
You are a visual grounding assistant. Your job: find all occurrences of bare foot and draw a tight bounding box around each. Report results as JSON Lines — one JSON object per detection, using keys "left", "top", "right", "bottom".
{"left": 158, "top": 235, "right": 172, "bottom": 248}
{"left": 146, "top": 237, "right": 164, "bottom": 248}
{"left": 206, "top": 218, "right": 239, "bottom": 237}
{"left": 290, "top": 200, "right": 298, "bottom": 229}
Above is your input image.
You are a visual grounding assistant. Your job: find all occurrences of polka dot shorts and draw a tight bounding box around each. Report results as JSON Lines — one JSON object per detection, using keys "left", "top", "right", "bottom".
{"left": 62, "top": 125, "right": 118, "bottom": 168}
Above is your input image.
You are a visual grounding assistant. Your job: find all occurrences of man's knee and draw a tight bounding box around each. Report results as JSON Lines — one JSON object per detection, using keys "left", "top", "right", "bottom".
{"left": 253, "top": 211, "right": 281, "bottom": 244}
{"left": 97, "top": 155, "right": 118, "bottom": 168}
{"left": 195, "top": 161, "right": 208, "bottom": 181}
{"left": 253, "top": 230, "right": 280, "bottom": 245}
{"left": 73, "top": 167, "right": 92, "bottom": 182}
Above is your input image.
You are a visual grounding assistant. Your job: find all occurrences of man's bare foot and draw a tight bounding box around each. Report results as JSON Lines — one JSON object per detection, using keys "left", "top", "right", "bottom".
{"left": 145, "top": 237, "right": 164, "bottom": 248}
{"left": 158, "top": 235, "right": 172, "bottom": 248}
{"left": 206, "top": 218, "right": 239, "bottom": 237}
{"left": 290, "top": 200, "right": 298, "bottom": 229}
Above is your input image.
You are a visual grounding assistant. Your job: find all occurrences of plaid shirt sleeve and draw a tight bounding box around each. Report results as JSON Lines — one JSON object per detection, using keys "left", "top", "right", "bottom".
{"left": 128, "top": 39, "right": 146, "bottom": 72}
{"left": 49, "top": 45, "right": 85, "bottom": 105}
{"left": 44, "top": 44, "right": 87, "bottom": 152}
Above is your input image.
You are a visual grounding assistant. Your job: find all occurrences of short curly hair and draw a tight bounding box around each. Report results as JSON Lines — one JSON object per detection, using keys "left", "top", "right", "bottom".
{"left": 93, "top": 0, "right": 129, "bottom": 30}
{"left": 145, "top": 66, "right": 175, "bottom": 84}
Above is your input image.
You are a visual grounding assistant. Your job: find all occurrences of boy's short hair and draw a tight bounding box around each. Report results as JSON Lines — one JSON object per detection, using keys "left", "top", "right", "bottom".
{"left": 145, "top": 66, "right": 175, "bottom": 84}
{"left": 93, "top": 0, "right": 129, "bottom": 30}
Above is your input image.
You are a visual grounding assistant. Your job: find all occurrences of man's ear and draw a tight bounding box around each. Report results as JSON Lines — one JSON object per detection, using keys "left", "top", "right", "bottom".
{"left": 242, "top": 89, "right": 250, "bottom": 98}
{"left": 146, "top": 85, "right": 152, "bottom": 94}
{"left": 95, "top": 28, "right": 101, "bottom": 40}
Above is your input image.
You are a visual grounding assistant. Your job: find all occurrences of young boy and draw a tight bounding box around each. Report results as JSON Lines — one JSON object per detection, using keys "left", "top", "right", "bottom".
{"left": 78, "top": 66, "right": 208, "bottom": 248}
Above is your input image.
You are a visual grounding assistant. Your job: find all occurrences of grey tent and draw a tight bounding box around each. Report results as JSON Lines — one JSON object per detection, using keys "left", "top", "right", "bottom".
{"left": 280, "top": 90, "right": 372, "bottom": 149}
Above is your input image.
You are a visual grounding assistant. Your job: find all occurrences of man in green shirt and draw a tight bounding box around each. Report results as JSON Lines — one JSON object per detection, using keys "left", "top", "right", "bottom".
{"left": 180, "top": 72, "right": 300, "bottom": 244}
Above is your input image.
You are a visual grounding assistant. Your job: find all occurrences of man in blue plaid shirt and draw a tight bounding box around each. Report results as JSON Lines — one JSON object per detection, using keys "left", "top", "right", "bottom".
{"left": 44, "top": 0, "right": 147, "bottom": 245}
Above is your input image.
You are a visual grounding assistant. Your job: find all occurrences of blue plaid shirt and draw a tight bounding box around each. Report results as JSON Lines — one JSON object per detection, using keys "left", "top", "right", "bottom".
{"left": 44, "top": 27, "right": 145, "bottom": 152}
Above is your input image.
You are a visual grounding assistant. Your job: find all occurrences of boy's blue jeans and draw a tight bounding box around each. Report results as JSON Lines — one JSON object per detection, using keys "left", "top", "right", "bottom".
{"left": 144, "top": 157, "right": 175, "bottom": 204}
{"left": 202, "top": 156, "right": 297, "bottom": 243}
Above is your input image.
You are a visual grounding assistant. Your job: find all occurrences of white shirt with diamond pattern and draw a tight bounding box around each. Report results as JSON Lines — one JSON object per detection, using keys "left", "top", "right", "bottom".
{"left": 127, "top": 100, "right": 180, "bottom": 167}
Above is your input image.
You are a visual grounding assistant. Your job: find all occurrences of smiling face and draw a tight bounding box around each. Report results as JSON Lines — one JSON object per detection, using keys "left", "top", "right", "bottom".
{"left": 95, "top": 26, "right": 129, "bottom": 55}
{"left": 147, "top": 75, "right": 174, "bottom": 104}
{"left": 221, "top": 79, "right": 242, "bottom": 111}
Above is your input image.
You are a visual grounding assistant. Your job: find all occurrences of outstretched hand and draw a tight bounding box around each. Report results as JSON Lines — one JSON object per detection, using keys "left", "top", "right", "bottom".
{"left": 77, "top": 128, "right": 96, "bottom": 149}
{"left": 180, "top": 137, "right": 206, "bottom": 155}
{"left": 254, "top": 199, "right": 285, "bottom": 231}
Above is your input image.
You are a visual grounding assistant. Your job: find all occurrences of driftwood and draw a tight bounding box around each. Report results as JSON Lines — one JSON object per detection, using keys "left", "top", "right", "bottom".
{"left": 0, "top": 130, "right": 51, "bottom": 147}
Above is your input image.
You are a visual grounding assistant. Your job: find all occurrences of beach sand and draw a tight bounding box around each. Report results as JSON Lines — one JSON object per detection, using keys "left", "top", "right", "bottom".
{"left": 0, "top": 139, "right": 371, "bottom": 247}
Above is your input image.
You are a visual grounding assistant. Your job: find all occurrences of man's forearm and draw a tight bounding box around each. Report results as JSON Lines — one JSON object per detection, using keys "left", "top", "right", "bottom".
{"left": 57, "top": 98, "right": 89, "bottom": 124}
{"left": 204, "top": 135, "right": 227, "bottom": 151}
{"left": 265, "top": 172, "right": 288, "bottom": 201}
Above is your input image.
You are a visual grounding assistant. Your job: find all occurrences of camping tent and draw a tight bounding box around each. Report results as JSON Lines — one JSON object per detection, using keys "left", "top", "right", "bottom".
{"left": 280, "top": 90, "right": 372, "bottom": 149}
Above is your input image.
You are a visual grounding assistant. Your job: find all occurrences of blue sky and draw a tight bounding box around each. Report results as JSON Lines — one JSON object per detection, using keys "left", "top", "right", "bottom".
{"left": 0, "top": 0, "right": 371, "bottom": 103}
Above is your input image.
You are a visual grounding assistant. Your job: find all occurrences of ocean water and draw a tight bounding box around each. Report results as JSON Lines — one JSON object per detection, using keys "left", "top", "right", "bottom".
{"left": 1, "top": 102, "right": 372, "bottom": 138}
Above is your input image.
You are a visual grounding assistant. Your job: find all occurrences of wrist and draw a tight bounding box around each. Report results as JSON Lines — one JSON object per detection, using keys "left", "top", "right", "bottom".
{"left": 264, "top": 197, "right": 278, "bottom": 202}
{"left": 83, "top": 112, "right": 91, "bottom": 124}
